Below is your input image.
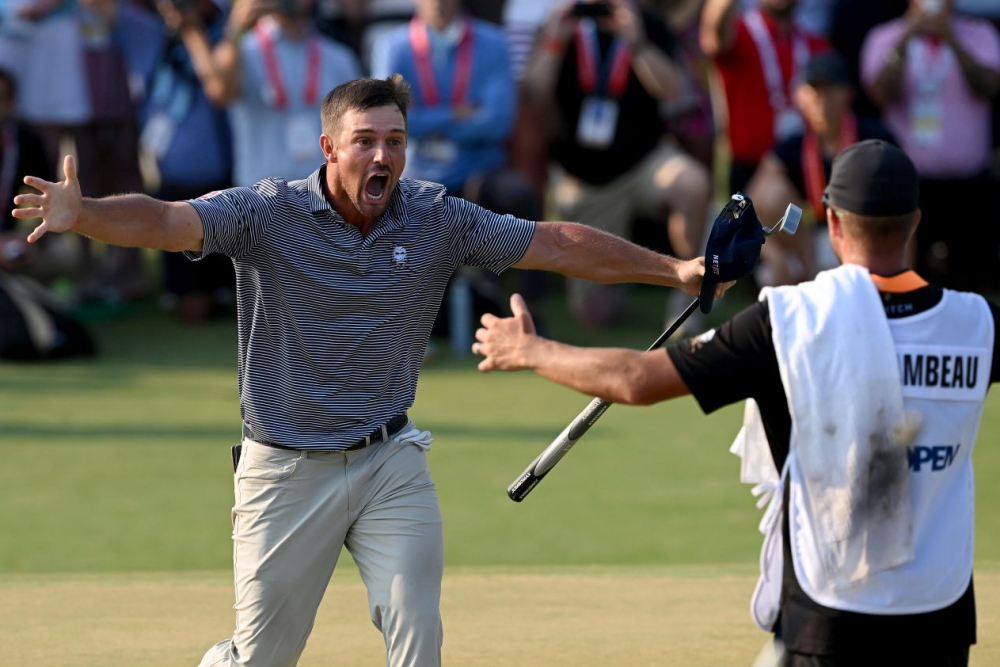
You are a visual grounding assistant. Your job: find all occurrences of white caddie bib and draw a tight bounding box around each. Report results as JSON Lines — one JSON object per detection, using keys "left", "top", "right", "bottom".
{"left": 787, "top": 288, "right": 993, "bottom": 614}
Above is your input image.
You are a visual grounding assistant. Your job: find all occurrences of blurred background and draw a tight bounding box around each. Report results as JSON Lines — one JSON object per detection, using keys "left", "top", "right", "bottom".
{"left": 1, "top": 0, "right": 1000, "bottom": 664}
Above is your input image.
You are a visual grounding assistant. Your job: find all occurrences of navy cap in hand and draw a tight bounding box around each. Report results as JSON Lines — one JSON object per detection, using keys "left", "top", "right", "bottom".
{"left": 699, "top": 194, "right": 763, "bottom": 314}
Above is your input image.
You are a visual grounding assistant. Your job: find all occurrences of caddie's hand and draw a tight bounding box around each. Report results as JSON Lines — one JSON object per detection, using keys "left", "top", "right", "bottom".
{"left": 678, "top": 257, "right": 733, "bottom": 299}
{"left": 14, "top": 155, "right": 83, "bottom": 244}
{"left": 473, "top": 293, "right": 538, "bottom": 372}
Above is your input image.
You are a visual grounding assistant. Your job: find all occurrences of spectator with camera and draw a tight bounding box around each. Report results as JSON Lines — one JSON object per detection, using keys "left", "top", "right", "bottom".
{"left": 523, "top": 0, "right": 712, "bottom": 329}
{"left": 0, "top": 66, "right": 94, "bottom": 361}
{"left": 108, "top": 0, "right": 237, "bottom": 322}
{"left": 191, "top": 0, "right": 361, "bottom": 186}
{"left": 701, "top": 0, "right": 829, "bottom": 194}
{"left": 372, "top": 0, "right": 545, "bottom": 345}
{"left": 862, "top": 0, "right": 1000, "bottom": 290}
{"left": 747, "top": 52, "right": 895, "bottom": 285}
{"left": 371, "top": 0, "right": 534, "bottom": 208}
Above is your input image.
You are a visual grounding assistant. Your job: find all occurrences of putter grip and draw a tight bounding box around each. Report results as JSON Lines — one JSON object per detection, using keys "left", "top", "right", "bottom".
{"left": 507, "top": 398, "right": 611, "bottom": 502}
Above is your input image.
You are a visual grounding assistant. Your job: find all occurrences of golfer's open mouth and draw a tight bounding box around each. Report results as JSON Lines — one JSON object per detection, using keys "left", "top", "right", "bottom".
{"left": 364, "top": 173, "right": 390, "bottom": 204}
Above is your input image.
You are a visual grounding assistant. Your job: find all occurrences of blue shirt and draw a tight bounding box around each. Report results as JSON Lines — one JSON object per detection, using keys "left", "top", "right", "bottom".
{"left": 115, "top": 5, "right": 233, "bottom": 188}
{"left": 185, "top": 169, "right": 535, "bottom": 449}
{"left": 232, "top": 21, "right": 361, "bottom": 186}
{"left": 371, "top": 18, "right": 516, "bottom": 192}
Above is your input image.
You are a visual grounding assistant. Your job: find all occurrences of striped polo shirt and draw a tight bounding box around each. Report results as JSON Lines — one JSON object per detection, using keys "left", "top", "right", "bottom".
{"left": 185, "top": 167, "right": 535, "bottom": 450}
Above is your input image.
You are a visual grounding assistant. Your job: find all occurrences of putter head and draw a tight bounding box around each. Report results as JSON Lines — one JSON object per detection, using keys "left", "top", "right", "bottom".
{"left": 763, "top": 203, "right": 802, "bottom": 238}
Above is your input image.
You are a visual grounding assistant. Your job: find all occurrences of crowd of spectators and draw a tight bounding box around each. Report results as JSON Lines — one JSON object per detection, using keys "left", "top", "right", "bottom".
{"left": 0, "top": 0, "right": 998, "bottom": 337}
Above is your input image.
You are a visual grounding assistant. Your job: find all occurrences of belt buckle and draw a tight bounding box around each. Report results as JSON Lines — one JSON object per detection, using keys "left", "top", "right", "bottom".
{"left": 363, "top": 424, "right": 390, "bottom": 448}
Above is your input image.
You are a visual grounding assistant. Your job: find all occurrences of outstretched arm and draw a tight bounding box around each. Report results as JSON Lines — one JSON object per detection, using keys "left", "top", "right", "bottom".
{"left": 14, "top": 156, "right": 204, "bottom": 252}
{"left": 513, "top": 221, "right": 722, "bottom": 298}
{"left": 473, "top": 294, "right": 692, "bottom": 405}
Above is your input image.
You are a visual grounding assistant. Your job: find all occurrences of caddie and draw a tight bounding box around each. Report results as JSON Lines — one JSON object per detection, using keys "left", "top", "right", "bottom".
{"left": 13, "top": 75, "right": 721, "bottom": 667}
{"left": 474, "top": 139, "right": 1000, "bottom": 667}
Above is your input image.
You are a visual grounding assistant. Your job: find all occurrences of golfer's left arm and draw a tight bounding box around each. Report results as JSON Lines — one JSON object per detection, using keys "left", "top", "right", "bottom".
{"left": 475, "top": 295, "right": 691, "bottom": 405}
{"left": 514, "top": 221, "right": 715, "bottom": 298}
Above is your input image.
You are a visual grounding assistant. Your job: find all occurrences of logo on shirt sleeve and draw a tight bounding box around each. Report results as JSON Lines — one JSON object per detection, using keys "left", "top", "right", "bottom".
{"left": 688, "top": 328, "right": 717, "bottom": 352}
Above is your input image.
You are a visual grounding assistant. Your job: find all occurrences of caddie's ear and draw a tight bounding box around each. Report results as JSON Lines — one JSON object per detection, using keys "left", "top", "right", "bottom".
{"left": 826, "top": 205, "right": 842, "bottom": 238}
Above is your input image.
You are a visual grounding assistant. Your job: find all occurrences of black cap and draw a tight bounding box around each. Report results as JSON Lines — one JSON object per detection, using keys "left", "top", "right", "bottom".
{"left": 803, "top": 52, "right": 851, "bottom": 87}
{"left": 824, "top": 140, "right": 919, "bottom": 216}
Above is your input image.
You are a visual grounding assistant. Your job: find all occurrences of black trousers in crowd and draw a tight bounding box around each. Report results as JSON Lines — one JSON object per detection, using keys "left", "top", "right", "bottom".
{"left": 916, "top": 171, "right": 1000, "bottom": 292}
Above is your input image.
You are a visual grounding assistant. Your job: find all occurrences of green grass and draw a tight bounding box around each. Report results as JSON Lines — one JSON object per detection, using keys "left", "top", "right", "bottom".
{"left": 2, "top": 290, "right": 1000, "bottom": 665}
{"left": 2, "top": 287, "right": 998, "bottom": 574}
{"left": 4, "top": 565, "right": 1000, "bottom": 666}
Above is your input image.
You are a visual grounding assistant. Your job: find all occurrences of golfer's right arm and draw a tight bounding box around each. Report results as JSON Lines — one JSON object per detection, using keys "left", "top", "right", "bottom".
{"left": 13, "top": 156, "right": 204, "bottom": 253}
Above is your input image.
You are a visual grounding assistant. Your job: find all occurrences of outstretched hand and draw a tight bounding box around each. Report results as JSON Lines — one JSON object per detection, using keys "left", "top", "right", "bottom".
{"left": 677, "top": 257, "right": 734, "bottom": 299}
{"left": 14, "top": 155, "right": 83, "bottom": 244}
{"left": 472, "top": 294, "right": 540, "bottom": 372}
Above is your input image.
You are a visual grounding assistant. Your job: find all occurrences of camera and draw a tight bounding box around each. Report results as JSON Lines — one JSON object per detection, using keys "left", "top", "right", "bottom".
{"left": 571, "top": 2, "right": 612, "bottom": 18}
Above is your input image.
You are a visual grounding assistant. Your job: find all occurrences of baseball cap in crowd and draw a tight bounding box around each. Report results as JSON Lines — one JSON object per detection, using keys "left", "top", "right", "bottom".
{"left": 823, "top": 139, "right": 920, "bottom": 216}
{"left": 803, "top": 52, "right": 852, "bottom": 87}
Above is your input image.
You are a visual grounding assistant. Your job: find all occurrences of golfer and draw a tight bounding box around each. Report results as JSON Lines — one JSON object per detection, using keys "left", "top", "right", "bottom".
{"left": 13, "top": 76, "right": 719, "bottom": 667}
{"left": 474, "top": 140, "right": 999, "bottom": 667}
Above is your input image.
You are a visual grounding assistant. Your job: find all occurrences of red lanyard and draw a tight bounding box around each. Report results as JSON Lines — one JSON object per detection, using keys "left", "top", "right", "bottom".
{"left": 255, "top": 20, "right": 321, "bottom": 110}
{"left": 802, "top": 113, "right": 858, "bottom": 217}
{"left": 409, "top": 18, "right": 474, "bottom": 107}
{"left": 574, "top": 19, "right": 631, "bottom": 97}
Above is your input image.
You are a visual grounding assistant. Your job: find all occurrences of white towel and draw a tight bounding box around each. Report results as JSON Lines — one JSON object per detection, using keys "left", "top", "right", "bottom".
{"left": 730, "top": 399, "right": 778, "bottom": 486}
{"left": 394, "top": 427, "right": 434, "bottom": 452}
{"left": 768, "top": 264, "right": 915, "bottom": 589}
{"left": 731, "top": 397, "right": 785, "bottom": 631}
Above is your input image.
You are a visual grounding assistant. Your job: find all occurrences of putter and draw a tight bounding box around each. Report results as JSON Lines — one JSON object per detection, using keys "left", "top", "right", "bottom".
{"left": 507, "top": 199, "right": 802, "bottom": 502}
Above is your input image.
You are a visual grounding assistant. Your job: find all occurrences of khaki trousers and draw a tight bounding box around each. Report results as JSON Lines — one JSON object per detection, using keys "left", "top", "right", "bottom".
{"left": 199, "top": 428, "right": 444, "bottom": 667}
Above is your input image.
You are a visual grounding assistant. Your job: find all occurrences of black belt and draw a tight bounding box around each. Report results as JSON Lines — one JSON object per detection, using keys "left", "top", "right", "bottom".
{"left": 242, "top": 414, "right": 409, "bottom": 452}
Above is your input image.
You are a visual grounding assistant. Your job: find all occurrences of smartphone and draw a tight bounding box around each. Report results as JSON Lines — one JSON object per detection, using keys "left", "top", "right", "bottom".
{"left": 572, "top": 2, "right": 612, "bottom": 18}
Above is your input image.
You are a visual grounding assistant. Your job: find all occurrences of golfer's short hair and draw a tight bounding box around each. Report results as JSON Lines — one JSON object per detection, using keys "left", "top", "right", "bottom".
{"left": 835, "top": 208, "right": 919, "bottom": 251}
{"left": 322, "top": 75, "right": 411, "bottom": 137}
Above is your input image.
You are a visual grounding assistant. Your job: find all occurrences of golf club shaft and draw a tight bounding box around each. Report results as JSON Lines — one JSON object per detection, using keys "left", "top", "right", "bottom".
{"left": 507, "top": 298, "right": 700, "bottom": 502}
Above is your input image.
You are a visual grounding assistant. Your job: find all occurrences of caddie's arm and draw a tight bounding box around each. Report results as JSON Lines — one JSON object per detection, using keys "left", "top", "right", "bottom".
{"left": 13, "top": 156, "right": 204, "bottom": 253}
{"left": 474, "top": 295, "right": 691, "bottom": 405}
{"left": 513, "top": 221, "right": 724, "bottom": 298}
